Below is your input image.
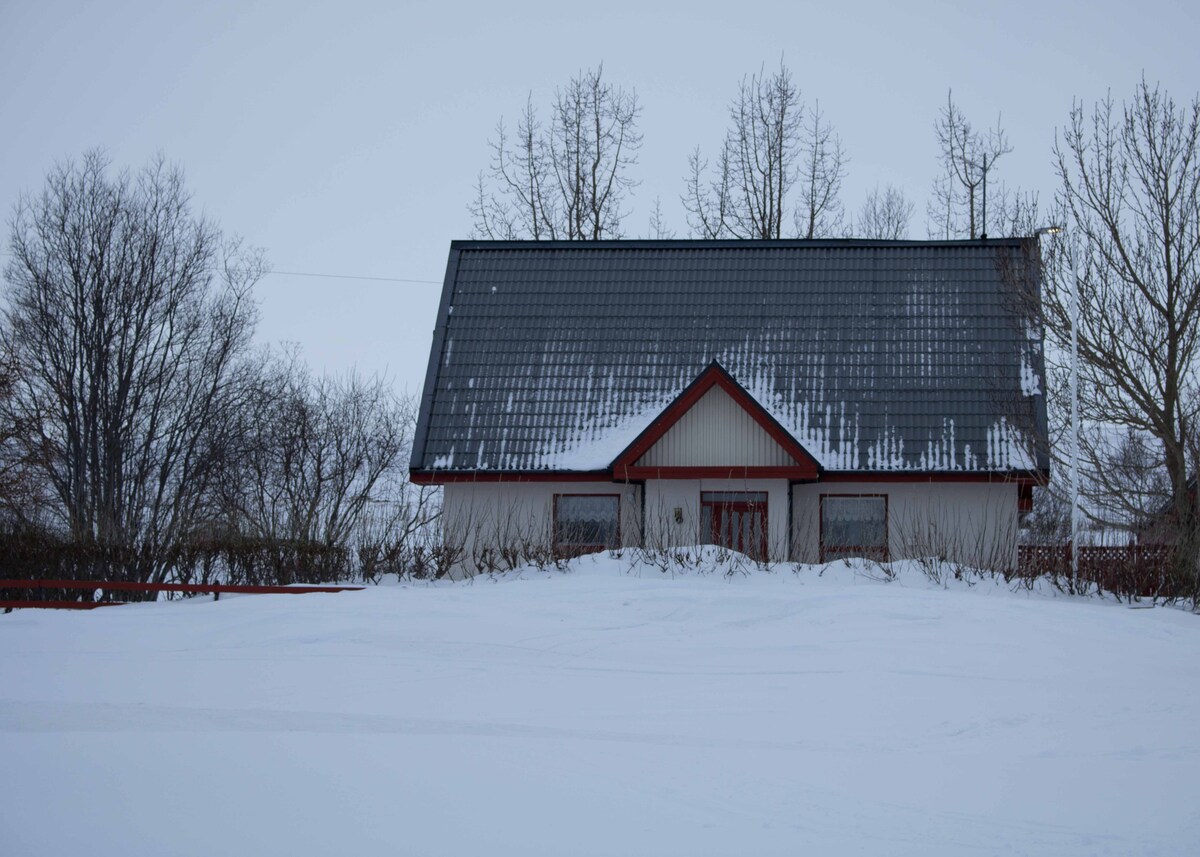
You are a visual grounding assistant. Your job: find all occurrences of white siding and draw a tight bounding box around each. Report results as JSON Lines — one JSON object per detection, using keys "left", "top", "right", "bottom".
{"left": 644, "top": 478, "right": 790, "bottom": 561}
{"left": 791, "top": 481, "right": 1019, "bottom": 570}
{"left": 636, "top": 385, "right": 795, "bottom": 468}
{"left": 443, "top": 477, "right": 1018, "bottom": 575}
{"left": 442, "top": 481, "right": 641, "bottom": 578}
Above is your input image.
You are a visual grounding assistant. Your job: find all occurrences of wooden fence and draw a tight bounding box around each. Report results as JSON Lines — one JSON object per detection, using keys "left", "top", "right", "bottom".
{"left": 1017, "top": 544, "right": 1174, "bottom": 596}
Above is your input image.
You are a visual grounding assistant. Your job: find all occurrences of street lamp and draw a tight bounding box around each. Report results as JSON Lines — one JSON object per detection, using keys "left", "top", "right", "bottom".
{"left": 1035, "top": 225, "right": 1078, "bottom": 584}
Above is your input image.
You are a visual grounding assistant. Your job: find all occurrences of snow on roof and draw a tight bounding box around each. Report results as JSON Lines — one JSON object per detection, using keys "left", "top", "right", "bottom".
{"left": 412, "top": 239, "right": 1049, "bottom": 474}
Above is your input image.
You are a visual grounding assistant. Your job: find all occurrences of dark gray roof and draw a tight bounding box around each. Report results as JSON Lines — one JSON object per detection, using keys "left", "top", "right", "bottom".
{"left": 411, "top": 239, "right": 1049, "bottom": 475}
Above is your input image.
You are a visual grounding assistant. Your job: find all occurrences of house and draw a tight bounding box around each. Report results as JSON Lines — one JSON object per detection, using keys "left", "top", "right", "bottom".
{"left": 410, "top": 239, "right": 1050, "bottom": 573}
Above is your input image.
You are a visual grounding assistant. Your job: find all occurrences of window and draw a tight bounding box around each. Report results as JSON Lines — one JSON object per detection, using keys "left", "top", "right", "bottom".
{"left": 820, "top": 495, "right": 888, "bottom": 562}
{"left": 553, "top": 494, "right": 620, "bottom": 555}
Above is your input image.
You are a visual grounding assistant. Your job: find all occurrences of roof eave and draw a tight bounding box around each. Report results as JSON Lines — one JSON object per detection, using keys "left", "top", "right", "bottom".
{"left": 409, "top": 467, "right": 1050, "bottom": 486}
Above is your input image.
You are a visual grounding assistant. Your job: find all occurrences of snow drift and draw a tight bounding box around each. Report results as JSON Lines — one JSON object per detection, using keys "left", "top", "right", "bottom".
{"left": 1, "top": 554, "right": 1197, "bottom": 856}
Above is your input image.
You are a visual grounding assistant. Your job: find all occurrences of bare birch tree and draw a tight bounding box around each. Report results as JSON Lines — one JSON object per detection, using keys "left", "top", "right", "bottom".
{"left": 470, "top": 66, "right": 642, "bottom": 239}
{"left": 685, "top": 63, "right": 845, "bottom": 239}
{"left": 1, "top": 151, "right": 264, "bottom": 583}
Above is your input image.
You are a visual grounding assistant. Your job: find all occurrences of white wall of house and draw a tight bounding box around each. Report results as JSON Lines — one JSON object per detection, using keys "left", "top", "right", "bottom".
{"left": 442, "top": 481, "right": 641, "bottom": 577}
{"left": 441, "top": 477, "right": 1018, "bottom": 574}
{"left": 636, "top": 385, "right": 795, "bottom": 467}
{"left": 439, "top": 393, "right": 1018, "bottom": 574}
{"left": 791, "top": 480, "right": 1019, "bottom": 570}
{"left": 644, "top": 478, "right": 790, "bottom": 560}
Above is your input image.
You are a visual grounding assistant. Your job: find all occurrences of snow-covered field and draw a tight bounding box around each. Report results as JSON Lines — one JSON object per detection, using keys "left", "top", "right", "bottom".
{"left": 2, "top": 554, "right": 1198, "bottom": 856}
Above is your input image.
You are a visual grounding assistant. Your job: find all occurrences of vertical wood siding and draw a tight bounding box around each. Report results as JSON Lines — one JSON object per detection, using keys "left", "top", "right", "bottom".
{"left": 636, "top": 385, "right": 795, "bottom": 467}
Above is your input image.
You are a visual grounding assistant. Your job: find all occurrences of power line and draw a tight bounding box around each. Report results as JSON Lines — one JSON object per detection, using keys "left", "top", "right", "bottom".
{"left": 0, "top": 252, "right": 440, "bottom": 285}
{"left": 264, "top": 269, "right": 439, "bottom": 285}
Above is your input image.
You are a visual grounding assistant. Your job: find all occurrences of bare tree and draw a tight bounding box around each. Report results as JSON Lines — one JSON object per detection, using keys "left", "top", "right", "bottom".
{"left": 355, "top": 466, "right": 441, "bottom": 582}
{"left": 646, "top": 196, "right": 675, "bottom": 239}
{"left": 989, "top": 186, "right": 1043, "bottom": 239}
{"left": 927, "top": 175, "right": 959, "bottom": 240}
{"left": 927, "top": 91, "right": 1013, "bottom": 239}
{"left": 218, "top": 350, "right": 431, "bottom": 577}
{"left": 854, "top": 184, "right": 913, "bottom": 239}
{"left": 471, "top": 66, "right": 642, "bottom": 240}
{"left": 796, "top": 101, "right": 847, "bottom": 239}
{"left": 1036, "top": 79, "right": 1200, "bottom": 591}
{"left": 0, "top": 345, "right": 40, "bottom": 519}
{"left": 1, "top": 151, "right": 264, "bottom": 583}
{"left": 1078, "top": 427, "right": 1174, "bottom": 533}
{"left": 1021, "top": 482, "right": 1073, "bottom": 545}
{"left": 685, "top": 63, "right": 845, "bottom": 239}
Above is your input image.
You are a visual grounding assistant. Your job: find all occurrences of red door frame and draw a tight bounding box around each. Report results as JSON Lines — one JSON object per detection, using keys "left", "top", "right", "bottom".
{"left": 701, "top": 493, "right": 768, "bottom": 560}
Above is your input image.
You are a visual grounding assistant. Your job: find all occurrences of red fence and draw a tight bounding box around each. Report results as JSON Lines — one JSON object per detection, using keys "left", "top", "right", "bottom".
{"left": 1017, "top": 544, "right": 1173, "bottom": 596}
{"left": 0, "top": 579, "right": 364, "bottom": 611}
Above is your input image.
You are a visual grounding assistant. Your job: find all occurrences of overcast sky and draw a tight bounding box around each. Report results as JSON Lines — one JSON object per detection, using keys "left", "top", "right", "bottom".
{"left": 2, "top": 0, "right": 1198, "bottom": 397}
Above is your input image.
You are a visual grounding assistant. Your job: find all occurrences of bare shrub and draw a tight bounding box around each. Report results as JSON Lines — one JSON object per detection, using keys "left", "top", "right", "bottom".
{"left": 890, "top": 492, "right": 1017, "bottom": 586}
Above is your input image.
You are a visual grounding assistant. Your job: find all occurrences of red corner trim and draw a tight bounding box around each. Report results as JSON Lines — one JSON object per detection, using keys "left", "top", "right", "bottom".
{"left": 610, "top": 362, "right": 820, "bottom": 480}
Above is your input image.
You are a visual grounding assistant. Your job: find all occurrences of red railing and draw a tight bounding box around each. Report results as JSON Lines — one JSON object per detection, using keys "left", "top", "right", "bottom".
{"left": 0, "top": 579, "right": 365, "bottom": 611}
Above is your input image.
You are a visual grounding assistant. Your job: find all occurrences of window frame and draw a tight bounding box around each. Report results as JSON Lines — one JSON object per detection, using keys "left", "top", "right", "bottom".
{"left": 552, "top": 493, "right": 622, "bottom": 556}
{"left": 819, "top": 493, "right": 889, "bottom": 562}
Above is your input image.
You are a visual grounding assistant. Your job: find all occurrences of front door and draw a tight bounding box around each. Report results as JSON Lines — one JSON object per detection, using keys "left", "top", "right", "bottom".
{"left": 701, "top": 491, "right": 768, "bottom": 560}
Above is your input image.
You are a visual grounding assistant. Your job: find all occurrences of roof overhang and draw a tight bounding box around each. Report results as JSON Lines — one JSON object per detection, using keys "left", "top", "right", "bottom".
{"left": 410, "top": 470, "right": 613, "bottom": 485}
{"left": 409, "top": 468, "right": 1047, "bottom": 485}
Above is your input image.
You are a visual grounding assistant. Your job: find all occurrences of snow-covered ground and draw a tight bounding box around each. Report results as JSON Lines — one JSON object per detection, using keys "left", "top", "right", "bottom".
{"left": 2, "top": 554, "right": 1198, "bottom": 856}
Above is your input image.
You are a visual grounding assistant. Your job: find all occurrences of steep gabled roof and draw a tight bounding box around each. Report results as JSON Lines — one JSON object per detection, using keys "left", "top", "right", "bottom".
{"left": 410, "top": 239, "right": 1049, "bottom": 478}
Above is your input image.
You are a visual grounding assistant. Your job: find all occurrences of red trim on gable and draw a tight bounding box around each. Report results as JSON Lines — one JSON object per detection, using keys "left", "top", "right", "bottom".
{"left": 617, "top": 466, "right": 816, "bottom": 480}
{"left": 410, "top": 471, "right": 616, "bottom": 485}
{"left": 610, "top": 362, "right": 821, "bottom": 479}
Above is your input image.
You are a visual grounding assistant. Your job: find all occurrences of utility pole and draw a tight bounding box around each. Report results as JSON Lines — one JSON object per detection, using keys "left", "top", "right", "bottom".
{"left": 1035, "top": 225, "right": 1076, "bottom": 583}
